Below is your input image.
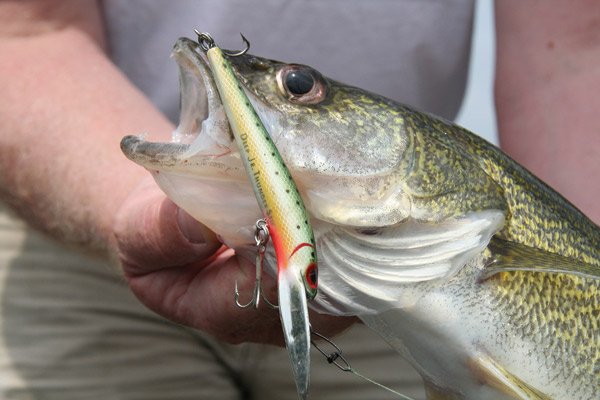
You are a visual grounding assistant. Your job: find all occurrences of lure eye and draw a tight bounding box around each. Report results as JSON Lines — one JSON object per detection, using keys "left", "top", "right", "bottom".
{"left": 305, "top": 263, "right": 318, "bottom": 291}
{"left": 277, "top": 65, "right": 328, "bottom": 105}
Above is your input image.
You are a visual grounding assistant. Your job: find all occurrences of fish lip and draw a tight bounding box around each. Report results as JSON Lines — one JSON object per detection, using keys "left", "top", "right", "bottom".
{"left": 120, "top": 134, "right": 188, "bottom": 168}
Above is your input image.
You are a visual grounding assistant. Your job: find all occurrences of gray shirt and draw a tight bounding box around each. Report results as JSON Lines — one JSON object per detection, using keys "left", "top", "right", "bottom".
{"left": 103, "top": 0, "right": 474, "bottom": 123}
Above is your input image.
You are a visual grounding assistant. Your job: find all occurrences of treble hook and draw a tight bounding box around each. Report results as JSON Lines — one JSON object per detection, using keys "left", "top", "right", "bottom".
{"left": 194, "top": 30, "right": 250, "bottom": 56}
{"left": 234, "top": 219, "right": 278, "bottom": 309}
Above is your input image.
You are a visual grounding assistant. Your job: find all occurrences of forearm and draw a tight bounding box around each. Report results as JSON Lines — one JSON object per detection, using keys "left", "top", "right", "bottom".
{"left": 495, "top": 1, "right": 600, "bottom": 224}
{"left": 0, "top": 1, "right": 173, "bottom": 255}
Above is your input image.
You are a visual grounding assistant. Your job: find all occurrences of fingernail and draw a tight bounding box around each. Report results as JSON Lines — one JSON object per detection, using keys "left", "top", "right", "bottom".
{"left": 177, "top": 208, "right": 206, "bottom": 244}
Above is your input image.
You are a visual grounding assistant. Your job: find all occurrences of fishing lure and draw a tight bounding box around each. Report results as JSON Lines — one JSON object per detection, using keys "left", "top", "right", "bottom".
{"left": 196, "top": 31, "right": 317, "bottom": 400}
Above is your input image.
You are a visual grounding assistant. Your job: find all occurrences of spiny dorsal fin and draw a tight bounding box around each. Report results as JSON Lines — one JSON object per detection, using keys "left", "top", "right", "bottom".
{"left": 480, "top": 238, "right": 600, "bottom": 281}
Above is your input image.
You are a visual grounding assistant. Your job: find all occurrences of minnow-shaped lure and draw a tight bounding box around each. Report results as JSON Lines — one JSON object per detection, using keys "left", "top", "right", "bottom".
{"left": 196, "top": 32, "right": 317, "bottom": 400}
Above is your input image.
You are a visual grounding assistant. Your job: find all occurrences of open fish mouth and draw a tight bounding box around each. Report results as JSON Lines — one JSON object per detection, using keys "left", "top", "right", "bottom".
{"left": 121, "top": 37, "right": 244, "bottom": 179}
{"left": 121, "top": 38, "right": 259, "bottom": 248}
{"left": 171, "top": 38, "right": 235, "bottom": 159}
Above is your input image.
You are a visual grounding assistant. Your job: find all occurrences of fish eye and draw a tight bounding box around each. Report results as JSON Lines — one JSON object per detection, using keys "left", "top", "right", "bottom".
{"left": 285, "top": 70, "right": 314, "bottom": 95}
{"left": 277, "top": 65, "right": 328, "bottom": 105}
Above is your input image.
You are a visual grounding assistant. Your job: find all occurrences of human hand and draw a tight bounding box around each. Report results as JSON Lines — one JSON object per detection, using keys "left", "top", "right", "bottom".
{"left": 112, "top": 177, "right": 356, "bottom": 344}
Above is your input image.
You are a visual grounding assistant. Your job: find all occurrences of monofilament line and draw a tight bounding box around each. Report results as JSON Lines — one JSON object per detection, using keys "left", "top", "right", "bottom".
{"left": 311, "top": 330, "right": 416, "bottom": 400}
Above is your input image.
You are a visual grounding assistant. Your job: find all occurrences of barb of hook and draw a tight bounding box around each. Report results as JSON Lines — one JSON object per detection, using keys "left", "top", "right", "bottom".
{"left": 194, "top": 30, "right": 250, "bottom": 56}
{"left": 234, "top": 219, "right": 278, "bottom": 309}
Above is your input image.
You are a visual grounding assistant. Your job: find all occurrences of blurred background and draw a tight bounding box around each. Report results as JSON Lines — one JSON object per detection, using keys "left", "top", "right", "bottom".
{"left": 455, "top": 0, "right": 497, "bottom": 145}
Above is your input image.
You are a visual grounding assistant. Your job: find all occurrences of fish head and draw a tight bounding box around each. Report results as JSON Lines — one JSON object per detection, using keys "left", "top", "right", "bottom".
{"left": 121, "top": 37, "right": 506, "bottom": 316}
{"left": 226, "top": 50, "right": 417, "bottom": 224}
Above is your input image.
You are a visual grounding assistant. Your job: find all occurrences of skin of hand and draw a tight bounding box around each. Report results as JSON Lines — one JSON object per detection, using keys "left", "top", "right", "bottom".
{"left": 495, "top": 1, "right": 600, "bottom": 225}
{"left": 0, "top": 0, "right": 355, "bottom": 345}
{"left": 114, "top": 177, "right": 355, "bottom": 344}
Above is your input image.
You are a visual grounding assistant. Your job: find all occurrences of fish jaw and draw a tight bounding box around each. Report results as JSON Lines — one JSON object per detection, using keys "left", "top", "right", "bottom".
{"left": 121, "top": 38, "right": 263, "bottom": 249}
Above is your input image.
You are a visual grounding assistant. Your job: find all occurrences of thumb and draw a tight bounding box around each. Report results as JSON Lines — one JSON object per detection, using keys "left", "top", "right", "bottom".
{"left": 113, "top": 179, "right": 222, "bottom": 275}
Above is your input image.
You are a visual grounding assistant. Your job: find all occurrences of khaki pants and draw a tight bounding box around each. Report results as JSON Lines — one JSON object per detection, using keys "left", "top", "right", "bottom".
{"left": 0, "top": 204, "right": 424, "bottom": 399}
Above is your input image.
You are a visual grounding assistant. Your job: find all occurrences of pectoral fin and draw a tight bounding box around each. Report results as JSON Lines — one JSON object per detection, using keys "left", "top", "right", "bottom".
{"left": 480, "top": 238, "right": 600, "bottom": 281}
{"left": 469, "top": 354, "right": 551, "bottom": 400}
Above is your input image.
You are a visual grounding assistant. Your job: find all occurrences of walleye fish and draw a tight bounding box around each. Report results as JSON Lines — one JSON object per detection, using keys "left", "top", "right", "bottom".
{"left": 121, "top": 37, "right": 600, "bottom": 400}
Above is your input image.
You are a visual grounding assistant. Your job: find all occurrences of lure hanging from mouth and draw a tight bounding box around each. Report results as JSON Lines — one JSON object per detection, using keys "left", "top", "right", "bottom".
{"left": 195, "top": 31, "right": 317, "bottom": 400}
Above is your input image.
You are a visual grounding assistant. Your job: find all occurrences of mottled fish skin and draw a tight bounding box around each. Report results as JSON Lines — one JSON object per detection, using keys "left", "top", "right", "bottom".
{"left": 229, "top": 53, "right": 599, "bottom": 398}
{"left": 230, "top": 53, "right": 598, "bottom": 259}
{"left": 443, "top": 121, "right": 599, "bottom": 263}
{"left": 122, "top": 41, "right": 599, "bottom": 399}
{"left": 443, "top": 122, "right": 599, "bottom": 397}
{"left": 405, "top": 114, "right": 599, "bottom": 396}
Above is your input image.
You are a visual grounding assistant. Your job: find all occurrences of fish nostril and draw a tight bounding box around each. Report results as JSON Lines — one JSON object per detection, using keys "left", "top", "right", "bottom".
{"left": 248, "top": 57, "right": 270, "bottom": 70}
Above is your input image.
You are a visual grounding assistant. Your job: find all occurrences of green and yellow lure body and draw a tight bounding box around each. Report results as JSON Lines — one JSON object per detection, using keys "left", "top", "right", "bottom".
{"left": 197, "top": 32, "right": 316, "bottom": 400}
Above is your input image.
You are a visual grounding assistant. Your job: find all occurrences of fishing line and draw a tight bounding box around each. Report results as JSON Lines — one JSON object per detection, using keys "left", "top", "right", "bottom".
{"left": 311, "top": 330, "right": 416, "bottom": 400}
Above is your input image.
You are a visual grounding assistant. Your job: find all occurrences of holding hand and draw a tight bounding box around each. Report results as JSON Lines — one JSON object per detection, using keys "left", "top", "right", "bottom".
{"left": 112, "top": 177, "right": 355, "bottom": 344}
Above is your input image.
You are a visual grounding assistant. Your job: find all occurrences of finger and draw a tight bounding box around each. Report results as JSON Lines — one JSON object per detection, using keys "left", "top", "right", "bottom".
{"left": 184, "top": 253, "right": 355, "bottom": 344}
{"left": 113, "top": 179, "right": 222, "bottom": 274}
{"left": 123, "top": 241, "right": 355, "bottom": 345}
{"left": 123, "top": 248, "right": 284, "bottom": 344}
